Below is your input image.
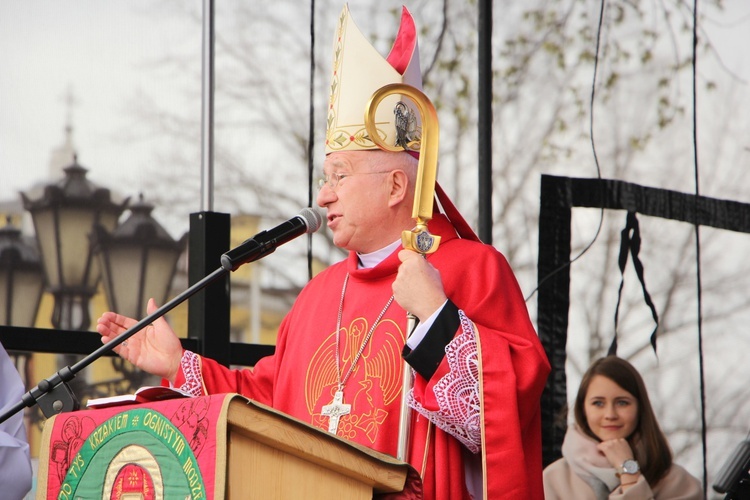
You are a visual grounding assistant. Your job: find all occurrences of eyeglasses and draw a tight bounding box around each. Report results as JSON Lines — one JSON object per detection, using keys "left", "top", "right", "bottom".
{"left": 317, "top": 171, "right": 391, "bottom": 190}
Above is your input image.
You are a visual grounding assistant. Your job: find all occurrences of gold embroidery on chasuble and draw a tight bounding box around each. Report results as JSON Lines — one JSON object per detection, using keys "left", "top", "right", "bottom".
{"left": 305, "top": 316, "right": 404, "bottom": 444}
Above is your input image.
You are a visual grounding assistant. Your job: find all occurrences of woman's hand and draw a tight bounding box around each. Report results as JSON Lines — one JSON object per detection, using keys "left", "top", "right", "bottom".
{"left": 597, "top": 439, "right": 641, "bottom": 489}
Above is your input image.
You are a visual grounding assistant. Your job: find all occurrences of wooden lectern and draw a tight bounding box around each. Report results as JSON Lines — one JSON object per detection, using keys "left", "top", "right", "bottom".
{"left": 225, "top": 397, "right": 410, "bottom": 499}
{"left": 37, "top": 394, "right": 414, "bottom": 499}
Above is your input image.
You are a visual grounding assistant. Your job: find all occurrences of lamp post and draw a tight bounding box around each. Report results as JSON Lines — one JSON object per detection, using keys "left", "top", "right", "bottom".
{"left": 0, "top": 216, "right": 45, "bottom": 328}
{"left": 21, "top": 159, "right": 128, "bottom": 331}
{"left": 20, "top": 158, "right": 127, "bottom": 401}
{"left": 92, "top": 194, "right": 186, "bottom": 390}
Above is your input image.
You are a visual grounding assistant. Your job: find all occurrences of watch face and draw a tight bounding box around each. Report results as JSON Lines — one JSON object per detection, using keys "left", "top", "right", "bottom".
{"left": 622, "top": 459, "right": 640, "bottom": 474}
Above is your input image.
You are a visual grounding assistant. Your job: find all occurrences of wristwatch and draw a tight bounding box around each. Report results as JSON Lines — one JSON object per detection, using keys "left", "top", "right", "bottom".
{"left": 619, "top": 459, "right": 640, "bottom": 475}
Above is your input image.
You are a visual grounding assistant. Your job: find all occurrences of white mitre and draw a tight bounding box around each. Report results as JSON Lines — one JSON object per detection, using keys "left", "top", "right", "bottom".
{"left": 325, "top": 4, "right": 423, "bottom": 154}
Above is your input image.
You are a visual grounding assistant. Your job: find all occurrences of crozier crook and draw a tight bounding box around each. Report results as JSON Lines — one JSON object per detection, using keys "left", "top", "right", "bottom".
{"left": 364, "top": 83, "right": 441, "bottom": 462}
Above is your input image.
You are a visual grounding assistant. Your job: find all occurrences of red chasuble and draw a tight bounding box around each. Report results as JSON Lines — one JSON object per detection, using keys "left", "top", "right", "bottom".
{"left": 173, "top": 214, "right": 550, "bottom": 499}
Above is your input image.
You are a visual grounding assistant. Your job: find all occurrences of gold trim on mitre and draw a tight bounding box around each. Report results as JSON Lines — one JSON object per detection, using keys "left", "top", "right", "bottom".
{"left": 325, "top": 4, "right": 423, "bottom": 154}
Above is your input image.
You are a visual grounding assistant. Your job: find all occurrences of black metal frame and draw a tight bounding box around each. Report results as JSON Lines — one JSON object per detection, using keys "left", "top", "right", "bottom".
{"left": 537, "top": 174, "right": 750, "bottom": 466}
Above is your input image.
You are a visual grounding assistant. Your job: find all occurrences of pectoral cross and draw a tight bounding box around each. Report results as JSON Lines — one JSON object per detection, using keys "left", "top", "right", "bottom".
{"left": 321, "top": 390, "right": 351, "bottom": 434}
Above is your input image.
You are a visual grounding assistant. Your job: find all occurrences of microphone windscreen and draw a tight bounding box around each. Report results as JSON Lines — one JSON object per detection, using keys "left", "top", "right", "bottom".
{"left": 299, "top": 207, "right": 323, "bottom": 233}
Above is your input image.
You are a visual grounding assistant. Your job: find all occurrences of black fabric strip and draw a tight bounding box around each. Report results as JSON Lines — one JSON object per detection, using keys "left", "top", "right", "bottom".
{"left": 609, "top": 211, "right": 659, "bottom": 356}
{"left": 402, "top": 300, "right": 461, "bottom": 380}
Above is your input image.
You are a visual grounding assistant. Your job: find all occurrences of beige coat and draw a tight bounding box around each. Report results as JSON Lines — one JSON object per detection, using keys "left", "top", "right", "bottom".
{"left": 543, "top": 459, "right": 703, "bottom": 499}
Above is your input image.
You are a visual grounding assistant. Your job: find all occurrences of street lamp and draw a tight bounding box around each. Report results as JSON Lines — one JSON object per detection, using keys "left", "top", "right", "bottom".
{"left": 0, "top": 216, "right": 45, "bottom": 328}
{"left": 92, "top": 194, "right": 185, "bottom": 391}
{"left": 20, "top": 159, "right": 128, "bottom": 331}
{"left": 93, "top": 194, "right": 186, "bottom": 320}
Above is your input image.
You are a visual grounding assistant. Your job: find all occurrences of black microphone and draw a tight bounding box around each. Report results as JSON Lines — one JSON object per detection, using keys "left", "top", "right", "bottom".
{"left": 220, "top": 208, "right": 323, "bottom": 271}
{"left": 713, "top": 439, "right": 750, "bottom": 495}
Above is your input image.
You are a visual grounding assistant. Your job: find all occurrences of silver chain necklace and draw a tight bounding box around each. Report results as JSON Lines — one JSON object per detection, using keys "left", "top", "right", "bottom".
{"left": 321, "top": 273, "right": 394, "bottom": 434}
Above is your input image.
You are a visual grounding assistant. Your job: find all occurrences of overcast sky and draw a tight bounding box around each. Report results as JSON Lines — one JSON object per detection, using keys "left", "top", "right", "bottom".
{"left": 0, "top": 1, "right": 199, "bottom": 220}
{"left": 1, "top": 1, "right": 747, "bottom": 215}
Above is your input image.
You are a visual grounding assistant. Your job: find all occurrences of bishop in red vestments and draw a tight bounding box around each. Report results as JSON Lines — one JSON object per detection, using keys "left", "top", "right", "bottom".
{"left": 97, "top": 5, "right": 550, "bottom": 499}
{"left": 172, "top": 209, "right": 549, "bottom": 499}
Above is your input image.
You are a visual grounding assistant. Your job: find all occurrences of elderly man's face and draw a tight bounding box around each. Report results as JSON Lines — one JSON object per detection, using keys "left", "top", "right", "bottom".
{"left": 317, "top": 151, "right": 396, "bottom": 253}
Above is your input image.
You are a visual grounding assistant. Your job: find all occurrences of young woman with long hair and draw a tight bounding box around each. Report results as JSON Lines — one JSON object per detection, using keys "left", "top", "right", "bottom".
{"left": 543, "top": 356, "right": 702, "bottom": 499}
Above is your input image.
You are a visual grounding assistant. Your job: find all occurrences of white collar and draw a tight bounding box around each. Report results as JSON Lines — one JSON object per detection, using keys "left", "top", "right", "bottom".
{"left": 357, "top": 240, "right": 402, "bottom": 269}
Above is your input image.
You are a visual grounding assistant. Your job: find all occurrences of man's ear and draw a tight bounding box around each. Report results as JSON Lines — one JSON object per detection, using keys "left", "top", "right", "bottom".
{"left": 387, "top": 169, "right": 409, "bottom": 207}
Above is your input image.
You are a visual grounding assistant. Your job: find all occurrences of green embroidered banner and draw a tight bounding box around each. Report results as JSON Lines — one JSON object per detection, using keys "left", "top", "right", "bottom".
{"left": 39, "top": 393, "right": 233, "bottom": 499}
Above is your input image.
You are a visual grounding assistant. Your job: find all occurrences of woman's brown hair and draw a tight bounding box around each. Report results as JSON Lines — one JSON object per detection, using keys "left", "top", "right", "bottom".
{"left": 574, "top": 356, "right": 672, "bottom": 486}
